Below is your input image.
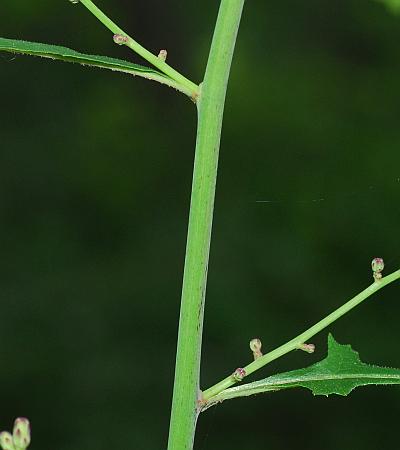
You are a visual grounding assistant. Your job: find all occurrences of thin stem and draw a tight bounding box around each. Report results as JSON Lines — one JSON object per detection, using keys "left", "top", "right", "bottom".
{"left": 202, "top": 269, "right": 400, "bottom": 402}
{"left": 166, "top": 1, "right": 245, "bottom": 449}
{"left": 76, "top": 0, "right": 199, "bottom": 99}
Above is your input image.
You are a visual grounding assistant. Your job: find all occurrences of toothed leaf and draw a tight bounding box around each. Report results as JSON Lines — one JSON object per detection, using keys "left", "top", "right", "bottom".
{"left": 264, "top": 334, "right": 400, "bottom": 396}
{"left": 211, "top": 334, "right": 400, "bottom": 405}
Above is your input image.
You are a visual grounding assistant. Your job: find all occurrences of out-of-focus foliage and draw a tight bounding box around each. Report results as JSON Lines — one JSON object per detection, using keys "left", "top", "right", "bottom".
{"left": 379, "top": 0, "right": 400, "bottom": 14}
{"left": 1, "top": 1, "right": 400, "bottom": 450}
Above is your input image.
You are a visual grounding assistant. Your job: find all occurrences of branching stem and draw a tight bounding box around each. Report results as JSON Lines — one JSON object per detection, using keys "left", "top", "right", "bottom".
{"left": 76, "top": 0, "right": 199, "bottom": 99}
{"left": 202, "top": 269, "right": 400, "bottom": 402}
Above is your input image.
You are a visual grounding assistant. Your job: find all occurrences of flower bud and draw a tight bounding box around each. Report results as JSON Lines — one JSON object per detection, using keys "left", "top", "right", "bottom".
{"left": 113, "top": 34, "right": 129, "bottom": 46}
{"left": 232, "top": 367, "right": 246, "bottom": 382}
{"left": 0, "top": 432, "right": 15, "bottom": 450}
{"left": 372, "top": 257, "right": 384, "bottom": 272}
{"left": 158, "top": 49, "right": 168, "bottom": 61}
{"left": 298, "top": 343, "right": 315, "bottom": 354}
{"left": 249, "top": 338, "right": 263, "bottom": 359}
{"left": 372, "top": 257, "right": 384, "bottom": 280}
{"left": 69, "top": 0, "right": 80, "bottom": 4}
{"left": 12, "top": 418, "right": 30, "bottom": 449}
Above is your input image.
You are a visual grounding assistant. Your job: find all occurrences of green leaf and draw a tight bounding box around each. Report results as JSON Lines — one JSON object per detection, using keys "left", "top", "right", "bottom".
{"left": 264, "top": 334, "right": 400, "bottom": 396}
{"left": 0, "top": 37, "right": 186, "bottom": 93}
{"left": 206, "top": 334, "right": 400, "bottom": 407}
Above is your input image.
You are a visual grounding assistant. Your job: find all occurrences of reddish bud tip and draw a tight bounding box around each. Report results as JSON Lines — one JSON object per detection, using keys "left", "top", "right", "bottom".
{"left": 232, "top": 367, "right": 246, "bottom": 381}
{"left": 12, "top": 418, "right": 30, "bottom": 449}
{"left": 372, "top": 257, "right": 384, "bottom": 280}
{"left": 372, "top": 257, "right": 384, "bottom": 272}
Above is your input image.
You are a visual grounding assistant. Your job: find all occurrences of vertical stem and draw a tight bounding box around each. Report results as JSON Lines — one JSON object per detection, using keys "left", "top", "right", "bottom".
{"left": 167, "top": 1, "right": 245, "bottom": 449}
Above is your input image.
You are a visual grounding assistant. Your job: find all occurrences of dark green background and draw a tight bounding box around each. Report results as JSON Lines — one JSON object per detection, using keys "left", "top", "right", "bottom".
{"left": 1, "top": 1, "right": 400, "bottom": 449}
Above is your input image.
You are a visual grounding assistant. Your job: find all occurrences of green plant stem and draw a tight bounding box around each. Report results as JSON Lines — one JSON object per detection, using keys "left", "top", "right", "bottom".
{"left": 166, "top": 1, "right": 244, "bottom": 449}
{"left": 77, "top": 0, "right": 199, "bottom": 99}
{"left": 202, "top": 269, "right": 400, "bottom": 402}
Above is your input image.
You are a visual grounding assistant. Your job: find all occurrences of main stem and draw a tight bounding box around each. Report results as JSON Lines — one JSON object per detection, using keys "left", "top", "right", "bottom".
{"left": 167, "top": 1, "right": 245, "bottom": 449}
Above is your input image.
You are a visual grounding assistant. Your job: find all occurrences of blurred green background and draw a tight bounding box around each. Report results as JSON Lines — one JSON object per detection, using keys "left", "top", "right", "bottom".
{"left": 1, "top": 1, "right": 400, "bottom": 449}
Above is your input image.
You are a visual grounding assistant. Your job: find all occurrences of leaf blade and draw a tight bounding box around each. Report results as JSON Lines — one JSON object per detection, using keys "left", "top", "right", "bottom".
{"left": 263, "top": 334, "right": 400, "bottom": 396}
{"left": 204, "top": 334, "right": 400, "bottom": 409}
{"left": 0, "top": 37, "right": 191, "bottom": 95}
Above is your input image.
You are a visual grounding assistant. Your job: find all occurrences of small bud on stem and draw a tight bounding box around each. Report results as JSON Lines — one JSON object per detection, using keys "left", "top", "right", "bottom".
{"left": 232, "top": 367, "right": 246, "bottom": 382}
{"left": 372, "top": 257, "right": 384, "bottom": 281}
{"left": 158, "top": 49, "right": 168, "bottom": 61}
{"left": 249, "top": 338, "right": 263, "bottom": 360}
{"left": 0, "top": 432, "right": 15, "bottom": 450}
{"left": 113, "top": 34, "right": 129, "bottom": 46}
{"left": 297, "top": 343, "right": 315, "bottom": 354}
{"left": 12, "top": 418, "right": 30, "bottom": 449}
{"left": 0, "top": 418, "right": 31, "bottom": 450}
